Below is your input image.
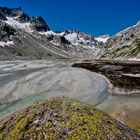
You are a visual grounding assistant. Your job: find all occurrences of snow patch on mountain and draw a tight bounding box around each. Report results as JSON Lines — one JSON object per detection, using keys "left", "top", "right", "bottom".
{"left": 95, "top": 35, "right": 110, "bottom": 43}
{"left": 40, "top": 30, "right": 56, "bottom": 35}
{"left": 40, "top": 31, "right": 65, "bottom": 36}
{"left": 65, "top": 33, "right": 77, "bottom": 42}
{"left": 64, "top": 31, "right": 95, "bottom": 50}
{"left": 5, "top": 17, "right": 32, "bottom": 32}
{"left": 0, "top": 41, "right": 14, "bottom": 47}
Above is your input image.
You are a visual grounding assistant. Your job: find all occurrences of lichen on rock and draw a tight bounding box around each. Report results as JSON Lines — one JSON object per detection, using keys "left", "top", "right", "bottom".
{"left": 0, "top": 97, "right": 140, "bottom": 140}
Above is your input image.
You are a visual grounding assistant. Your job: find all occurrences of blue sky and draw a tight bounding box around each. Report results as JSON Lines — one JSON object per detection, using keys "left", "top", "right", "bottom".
{"left": 0, "top": 0, "right": 140, "bottom": 36}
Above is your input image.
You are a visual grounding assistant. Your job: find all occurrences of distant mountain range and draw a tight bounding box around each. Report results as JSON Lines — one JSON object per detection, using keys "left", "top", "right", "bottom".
{"left": 0, "top": 6, "right": 140, "bottom": 60}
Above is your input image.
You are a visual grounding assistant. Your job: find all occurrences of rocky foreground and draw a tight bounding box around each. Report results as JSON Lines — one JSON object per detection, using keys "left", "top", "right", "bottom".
{"left": 0, "top": 97, "right": 140, "bottom": 140}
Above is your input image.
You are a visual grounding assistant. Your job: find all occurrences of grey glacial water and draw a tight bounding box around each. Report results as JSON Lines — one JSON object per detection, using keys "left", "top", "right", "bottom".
{"left": 0, "top": 60, "right": 110, "bottom": 117}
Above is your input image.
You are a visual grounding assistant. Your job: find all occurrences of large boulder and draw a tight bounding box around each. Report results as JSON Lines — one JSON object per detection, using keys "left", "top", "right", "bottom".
{"left": 0, "top": 97, "right": 139, "bottom": 139}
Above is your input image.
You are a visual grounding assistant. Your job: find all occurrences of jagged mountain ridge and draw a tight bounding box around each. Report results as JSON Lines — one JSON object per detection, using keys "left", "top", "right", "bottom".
{"left": 0, "top": 7, "right": 50, "bottom": 31}
{"left": 0, "top": 7, "right": 106, "bottom": 60}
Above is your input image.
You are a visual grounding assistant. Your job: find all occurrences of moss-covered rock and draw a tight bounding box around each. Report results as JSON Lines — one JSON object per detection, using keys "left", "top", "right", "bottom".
{"left": 0, "top": 97, "right": 139, "bottom": 140}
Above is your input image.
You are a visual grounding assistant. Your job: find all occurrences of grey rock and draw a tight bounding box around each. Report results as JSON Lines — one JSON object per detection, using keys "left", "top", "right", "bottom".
{"left": 30, "top": 16, "right": 50, "bottom": 32}
{"left": 0, "top": 7, "right": 22, "bottom": 18}
{"left": 0, "top": 21, "right": 16, "bottom": 42}
{"left": 15, "top": 12, "right": 30, "bottom": 23}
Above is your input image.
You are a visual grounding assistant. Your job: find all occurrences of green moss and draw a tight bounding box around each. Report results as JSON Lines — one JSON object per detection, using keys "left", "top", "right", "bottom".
{"left": 6, "top": 114, "right": 35, "bottom": 139}
{"left": 0, "top": 132, "right": 5, "bottom": 140}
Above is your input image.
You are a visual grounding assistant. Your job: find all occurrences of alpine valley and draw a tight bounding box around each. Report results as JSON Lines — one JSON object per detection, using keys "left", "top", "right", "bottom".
{"left": 0, "top": 7, "right": 140, "bottom": 139}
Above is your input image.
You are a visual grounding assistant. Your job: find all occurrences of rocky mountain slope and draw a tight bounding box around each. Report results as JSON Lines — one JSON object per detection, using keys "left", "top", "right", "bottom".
{"left": 1, "top": 7, "right": 140, "bottom": 60}
{"left": 103, "top": 21, "right": 140, "bottom": 59}
{"left": 0, "top": 7, "right": 106, "bottom": 60}
{"left": 0, "top": 97, "right": 140, "bottom": 140}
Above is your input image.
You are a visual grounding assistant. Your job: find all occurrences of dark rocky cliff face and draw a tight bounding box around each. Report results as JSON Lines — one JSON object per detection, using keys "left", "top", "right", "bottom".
{"left": 30, "top": 16, "right": 50, "bottom": 32}
{"left": 0, "top": 13, "right": 7, "bottom": 20}
{"left": 0, "top": 21, "right": 16, "bottom": 42}
{"left": 15, "top": 12, "right": 30, "bottom": 23}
